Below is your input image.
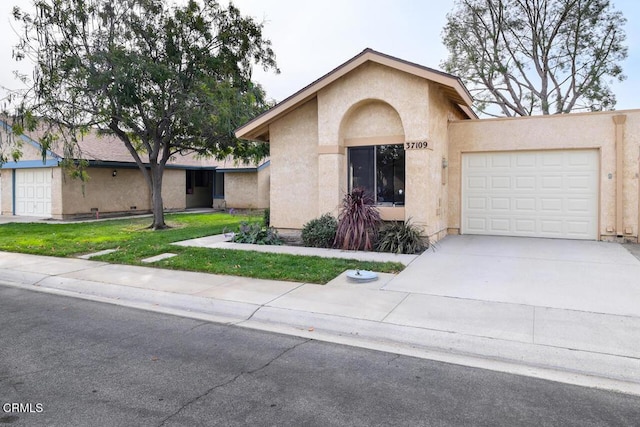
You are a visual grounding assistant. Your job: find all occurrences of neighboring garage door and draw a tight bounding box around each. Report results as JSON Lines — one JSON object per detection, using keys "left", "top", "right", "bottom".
{"left": 462, "top": 150, "right": 599, "bottom": 240}
{"left": 15, "top": 168, "right": 52, "bottom": 217}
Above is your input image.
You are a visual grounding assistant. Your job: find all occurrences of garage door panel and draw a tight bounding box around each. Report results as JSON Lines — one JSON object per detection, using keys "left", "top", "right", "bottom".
{"left": 466, "top": 217, "right": 487, "bottom": 232}
{"left": 468, "top": 176, "right": 487, "bottom": 189}
{"left": 490, "top": 218, "right": 511, "bottom": 232}
{"left": 541, "top": 198, "right": 562, "bottom": 211}
{"left": 514, "top": 198, "right": 536, "bottom": 211}
{"left": 467, "top": 197, "right": 486, "bottom": 210}
{"left": 541, "top": 152, "right": 563, "bottom": 167}
{"left": 491, "top": 176, "right": 510, "bottom": 189}
{"left": 491, "top": 198, "right": 510, "bottom": 210}
{"left": 568, "top": 151, "right": 594, "bottom": 167}
{"left": 515, "top": 153, "right": 536, "bottom": 167}
{"left": 515, "top": 176, "right": 536, "bottom": 189}
{"left": 541, "top": 176, "right": 563, "bottom": 189}
{"left": 15, "top": 169, "right": 52, "bottom": 217}
{"left": 514, "top": 219, "right": 535, "bottom": 233}
{"left": 462, "top": 150, "right": 598, "bottom": 240}
{"left": 490, "top": 154, "right": 511, "bottom": 168}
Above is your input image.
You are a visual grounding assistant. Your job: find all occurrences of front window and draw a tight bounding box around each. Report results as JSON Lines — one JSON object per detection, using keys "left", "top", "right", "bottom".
{"left": 348, "top": 144, "right": 405, "bottom": 206}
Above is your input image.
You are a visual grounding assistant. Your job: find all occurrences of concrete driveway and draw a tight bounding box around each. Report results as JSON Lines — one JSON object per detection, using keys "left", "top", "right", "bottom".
{"left": 384, "top": 235, "right": 640, "bottom": 317}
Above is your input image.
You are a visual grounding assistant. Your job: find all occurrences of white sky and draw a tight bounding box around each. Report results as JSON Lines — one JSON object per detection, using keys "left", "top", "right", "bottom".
{"left": 1, "top": 0, "right": 639, "bottom": 111}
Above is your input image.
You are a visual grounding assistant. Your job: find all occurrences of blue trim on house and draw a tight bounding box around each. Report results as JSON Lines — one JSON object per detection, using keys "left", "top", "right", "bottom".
{"left": 216, "top": 160, "right": 270, "bottom": 173}
{"left": 167, "top": 164, "right": 218, "bottom": 170}
{"left": 1, "top": 159, "right": 60, "bottom": 169}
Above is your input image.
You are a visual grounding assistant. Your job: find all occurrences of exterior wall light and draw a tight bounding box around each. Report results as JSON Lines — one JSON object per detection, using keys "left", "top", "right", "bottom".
{"left": 112, "top": 170, "right": 118, "bottom": 177}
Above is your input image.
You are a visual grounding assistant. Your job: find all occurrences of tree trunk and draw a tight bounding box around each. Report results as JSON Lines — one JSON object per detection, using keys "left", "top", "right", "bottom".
{"left": 149, "top": 164, "right": 166, "bottom": 230}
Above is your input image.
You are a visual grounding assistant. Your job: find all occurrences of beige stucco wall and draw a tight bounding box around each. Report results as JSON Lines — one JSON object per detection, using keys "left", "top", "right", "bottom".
{"left": 270, "top": 98, "right": 319, "bottom": 228}
{"left": 316, "top": 62, "right": 433, "bottom": 221}
{"left": 406, "top": 82, "right": 463, "bottom": 240}
{"left": 448, "top": 109, "right": 640, "bottom": 241}
{"left": 163, "top": 169, "right": 187, "bottom": 211}
{"left": 223, "top": 168, "right": 270, "bottom": 210}
{"left": 268, "top": 61, "right": 466, "bottom": 240}
{"left": 59, "top": 167, "right": 185, "bottom": 218}
{"left": 257, "top": 166, "right": 270, "bottom": 209}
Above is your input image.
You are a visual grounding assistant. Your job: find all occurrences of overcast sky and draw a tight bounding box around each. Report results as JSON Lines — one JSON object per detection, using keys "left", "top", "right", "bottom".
{"left": 1, "top": 0, "right": 638, "bottom": 111}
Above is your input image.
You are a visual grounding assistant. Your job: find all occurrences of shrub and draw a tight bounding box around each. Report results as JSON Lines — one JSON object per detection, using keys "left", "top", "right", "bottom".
{"left": 334, "top": 188, "right": 381, "bottom": 251}
{"left": 233, "top": 222, "right": 282, "bottom": 245}
{"left": 263, "top": 207, "right": 270, "bottom": 227}
{"left": 302, "top": 213, "right": 338, "bottom": 248}
{"left": 376, "top": 219, "right": 428, "bottom": 254}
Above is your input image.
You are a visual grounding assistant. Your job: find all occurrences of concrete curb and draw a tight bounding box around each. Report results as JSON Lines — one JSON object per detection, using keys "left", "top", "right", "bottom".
{"left": 1, "top": 278, "right": 260, "bottom": 326}
{"left": 3, "top": 278, "right": 639, "bottom": 397}
{"left": 240, "top": 306, "right": 640, "bottom": 396}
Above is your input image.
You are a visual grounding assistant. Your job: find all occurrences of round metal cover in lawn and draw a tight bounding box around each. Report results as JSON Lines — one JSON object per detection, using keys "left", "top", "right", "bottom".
{"left": 346, "top": 270, "right": 378, "bottom": 283}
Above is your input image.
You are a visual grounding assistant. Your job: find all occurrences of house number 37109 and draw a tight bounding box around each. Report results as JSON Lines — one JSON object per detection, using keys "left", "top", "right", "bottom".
{"left": 404, "top": 141, "right": 429, "bottom": 150}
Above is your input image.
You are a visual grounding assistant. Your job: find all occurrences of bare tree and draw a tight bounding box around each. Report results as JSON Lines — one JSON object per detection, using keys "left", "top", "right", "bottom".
{"left": 442, "top": 0, "right": 627, "bottom": 116}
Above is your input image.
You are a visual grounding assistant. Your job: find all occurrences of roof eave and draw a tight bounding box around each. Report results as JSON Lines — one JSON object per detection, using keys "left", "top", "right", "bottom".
{"left": 235, "top": 48, "right": 477, "bottom": 139}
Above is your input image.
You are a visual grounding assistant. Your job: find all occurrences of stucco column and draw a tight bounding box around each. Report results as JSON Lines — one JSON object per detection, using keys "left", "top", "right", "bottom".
{"left": 317, "top": 146, "right": 345, "bottom": 216}
{"left": 404, "top": 148, "right": 431, "bottom": 232}
{"left": 612, "top": 114, "right": 626, "bottom": 236}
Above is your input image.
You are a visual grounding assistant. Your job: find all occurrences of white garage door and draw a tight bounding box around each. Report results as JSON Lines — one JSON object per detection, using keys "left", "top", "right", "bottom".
{"left": 462, "top": 150, "right": 598, "bottom": 240}
{"left": 15, "top": 168, "right": 52, "bottom": 217}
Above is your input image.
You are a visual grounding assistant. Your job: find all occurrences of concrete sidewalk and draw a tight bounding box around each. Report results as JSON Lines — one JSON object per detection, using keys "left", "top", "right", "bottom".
{"left": 1, "top": 238, "right": 639, "bottom": 396}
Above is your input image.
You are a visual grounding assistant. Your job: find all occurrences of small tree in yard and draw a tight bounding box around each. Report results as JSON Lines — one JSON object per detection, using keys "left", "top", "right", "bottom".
{"left": 9, "top": 0, "right": 278, "bottom": 229}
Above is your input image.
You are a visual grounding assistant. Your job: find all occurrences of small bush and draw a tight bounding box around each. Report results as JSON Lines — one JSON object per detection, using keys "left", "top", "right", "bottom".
{"left": 302, "top": 214, "right": 338, "bottom": 248}
{"left": 376, "top": 219, "right": 428, "bottom": 254}
{"left": 334, "top": 188, "right": 381, "bottom": 251}
{"left": 233, "top": 222, "right": 282, "bottom": 245}
{"left": 263, "top": 208, "right": 270, "bottom": 227}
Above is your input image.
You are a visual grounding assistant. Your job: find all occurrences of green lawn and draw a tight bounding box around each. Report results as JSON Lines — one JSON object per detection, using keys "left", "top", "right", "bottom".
{"left": 0, "top": 212, "right": 404, "bottom": 284}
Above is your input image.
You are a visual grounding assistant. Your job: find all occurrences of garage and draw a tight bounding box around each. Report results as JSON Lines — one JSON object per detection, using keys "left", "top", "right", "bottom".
{"left": 15, "top": 168, "right": 52, "bottom": 217}
{"left": 462, "top": 150, "right": 599, "bottom": 240}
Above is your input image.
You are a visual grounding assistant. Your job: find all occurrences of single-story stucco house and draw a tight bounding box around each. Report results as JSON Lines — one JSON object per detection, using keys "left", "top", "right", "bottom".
{"left": 0, "top": 121, "right": 270, "bottom": 219}
{"left": 236, "top": 48, "right": 640, "bottom": 243}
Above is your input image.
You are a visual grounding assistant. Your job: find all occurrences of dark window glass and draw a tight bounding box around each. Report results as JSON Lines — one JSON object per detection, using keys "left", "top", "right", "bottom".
{"left": 349, "top": 146, "right": 375, "bottom": 196}
{"left": 214, "top": 172, "right": 225, "bottom": 198}
{"left": 186, "top": 171, "right": 193, "bottom": 194}
{"left": 376, "top": 145, "right": 405, "bottom": 206}
{"left": 195, "top": 170, "right": 208, "bottom": 187}
{"left": 348, "top": 144, "right": 405, "bottom": 206}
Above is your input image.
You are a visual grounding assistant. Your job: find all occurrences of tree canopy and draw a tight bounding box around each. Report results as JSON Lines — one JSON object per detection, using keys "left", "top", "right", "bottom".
{"left": 441, "top": 0, "right": 627, "bottom": 116}
{"left": 10, "top": 0, "right": 278, "bottom": 228}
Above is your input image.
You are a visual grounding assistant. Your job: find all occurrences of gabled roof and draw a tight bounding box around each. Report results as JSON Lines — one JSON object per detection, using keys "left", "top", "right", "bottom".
{"left": 235, "top": 48, "right": 477, "bottom": 142}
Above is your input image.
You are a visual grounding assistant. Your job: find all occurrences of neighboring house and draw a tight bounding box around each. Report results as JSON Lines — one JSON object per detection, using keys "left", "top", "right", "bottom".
{"left": 0, "top": 122, "right": 269, "bottom": 219}
{"left": 236, "top": 48, "right": 640, "bottom": 242}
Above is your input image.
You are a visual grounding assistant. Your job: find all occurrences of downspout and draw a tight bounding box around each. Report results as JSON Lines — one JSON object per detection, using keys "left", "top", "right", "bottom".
{"left": 612, "top": 114, "right": 626, "bottom": 238}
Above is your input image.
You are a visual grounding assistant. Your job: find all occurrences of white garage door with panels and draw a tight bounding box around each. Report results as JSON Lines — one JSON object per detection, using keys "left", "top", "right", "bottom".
{"left": 462, "top": 150, "right": 599, "bottom": 240}
{"left": 15, "top": 168, "right": 52, "bottom": 217}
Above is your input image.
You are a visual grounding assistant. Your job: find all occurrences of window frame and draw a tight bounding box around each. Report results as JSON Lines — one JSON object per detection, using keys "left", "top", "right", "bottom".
{"left": 347, "top": 143, "right": 405, "bottom": 206}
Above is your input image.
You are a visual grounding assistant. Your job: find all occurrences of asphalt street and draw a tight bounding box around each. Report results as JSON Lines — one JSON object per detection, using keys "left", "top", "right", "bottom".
{"left": 1, "top": 285, "right": 639, "bottom": 427}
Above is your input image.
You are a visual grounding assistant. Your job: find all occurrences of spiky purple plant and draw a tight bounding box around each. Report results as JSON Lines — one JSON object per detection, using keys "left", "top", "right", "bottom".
{"left": 333, "top": 188, "right": 381, "bottom": 251}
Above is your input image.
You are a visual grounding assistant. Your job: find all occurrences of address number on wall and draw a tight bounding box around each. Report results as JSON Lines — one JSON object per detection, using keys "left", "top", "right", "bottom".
{"left": 404, "top": 141, "right": 430, "bottom": 150}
